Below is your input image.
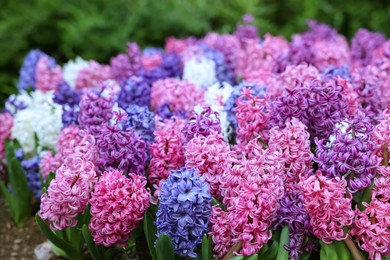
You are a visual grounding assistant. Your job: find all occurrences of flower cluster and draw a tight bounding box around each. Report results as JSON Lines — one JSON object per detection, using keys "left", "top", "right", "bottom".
{"left": 3, "top": 16, "right": 390, "bottom": 260}
{"left": 155, "top": 167, "right": 212, "bottom": 257}
{"left": 89, "top": 170, "right": 151, "bottom": 246}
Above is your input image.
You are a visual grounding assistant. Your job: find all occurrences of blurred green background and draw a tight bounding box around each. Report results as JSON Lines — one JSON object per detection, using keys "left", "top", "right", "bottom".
{"left": 0, "top": 0, "right": 389, "bottom": 105}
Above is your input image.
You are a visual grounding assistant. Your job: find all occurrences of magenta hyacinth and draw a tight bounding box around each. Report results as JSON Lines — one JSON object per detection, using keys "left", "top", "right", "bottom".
{"left": 89, "top": 170, "right": 150, "bottom": 247}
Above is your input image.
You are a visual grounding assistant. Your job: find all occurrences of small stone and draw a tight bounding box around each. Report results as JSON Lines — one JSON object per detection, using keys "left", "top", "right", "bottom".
{"left": 33, "top": 241, "right": 55, "bottom": 260}
{"left": 14, "top": 239, "right": 22, "bottom": 244}
{"left": 12, "top": 244, "right": 20, "bottom": 251}
{"left": 11, "top": 252, "right": 18, "bottom": 257}
{"left": 6, "top": 222, "right": 12, "bottom": 229}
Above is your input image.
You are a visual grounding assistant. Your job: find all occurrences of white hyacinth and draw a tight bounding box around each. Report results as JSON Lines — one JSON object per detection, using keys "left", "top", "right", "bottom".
{"left": 63, "top": 57, "right": 89, "bottom": 89}
{"left": 204, "top": 82, "right": 234, "bottom": 140}
{"left": 11, "top": 90, "right": 62, "bottom": 156}
{"left": 183, "top": 56, "right": 217, "bottom": 89}
{"left": 5, "top": 90, "right": 33, "bottom": 114}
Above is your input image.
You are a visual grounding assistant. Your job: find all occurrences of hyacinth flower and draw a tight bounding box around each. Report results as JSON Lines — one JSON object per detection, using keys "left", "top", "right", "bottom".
{"left": 315, "top": 113, "right": 379, "bottom": 193}
{"left": 273, "top": 191, "right": 315, "bottom": 260}
{"left": 268, "top": 118, "right": 312, "bottom": 190}
{"left": 183, "top": 55, "right": 218, "bottom": 89}
{"left": 235, "top": 87, "right": 269, "bottom": 145}
{"left": 211, "top": 157, "right": 285, "bottom": 258}
{"left": 62, "top": 57, "right": 89, "bottom": 89}
{"left": 124, "top": 105, "right": 155, "bottom": 143}
{"left": 94, "top": 111, "right": 147, "bottom": 176}
{"left": 17, "top": 49, "right": 49, "bottom": 90}
{"left": 155, "top": 167, "right": 212, "bottom": 257}
{"left": 182, "top": 106, "right": 222, "bottom": 143}
{"left": 110, "top": 42, "right": 142, "bottom": 83}
{"left": 38, "top": 133, "right": 98, "bottom": 230}
{"left": 151, "top": 78, "right": 204, "bottom": 116}
{"left": 89, "top": 170, "right": 151, "bottom": 247}
{"left": 350, "top": 29, "right": 386, "bottom": 67}
{"left": 117, "top": 76, "right": 151, "bottom": 109}
{"left": 75, "top": 60, "right": 112, "bottom": 90}
{"left": 224, "top": 81, "right": 266, "bottom": 141}
{"left": 185, "top": 132, "right": 231, "bottom": 199}
{"left": 35, "top": 55, "right": 64, "bottom": 93}
{"left": 148, "top": 117, "right": 186, "bottom": 198}
{"left": 301, "top": 171, "right": 354, "bottom": 243}
{"left": 78, "top": 90, "right": 114, "bottom": 136}
{"left": 141, "top": 52, "right": 183, "bottom": 85}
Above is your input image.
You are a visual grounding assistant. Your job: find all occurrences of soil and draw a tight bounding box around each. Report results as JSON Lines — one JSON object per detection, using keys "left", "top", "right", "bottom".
{"left": 0, "top": 199, "right": 46, "bottom": 260}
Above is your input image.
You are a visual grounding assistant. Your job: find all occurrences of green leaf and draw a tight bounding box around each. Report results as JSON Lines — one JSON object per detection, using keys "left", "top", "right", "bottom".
{"left": 334, "top": 240, "right": 351, "bottom": 260}
{"left": 298, "top": 251, "right": 312, "bottom": 260}
{"left": 276, "top": 225, "right": 290, "bottom": 260}
{"left": 320, "top": 241, "right": 338, "bottom": 260}
{"left": 201, "top": 234, "right": 209, "bottom": 260}
{"left": 143, "top": 211, "right": 158, "bottom": 260}
{"left": 259, "top": 240, "right": 278, "bottom": 260}
{"left": 156, "top": 234, "right": 175, "bottom": 260}
{"left": 82, "top": 224, "right": 102, "bottom": 260}
{"left": 35, "top": 215, "right": 78, "bottom": 259}
{"left": 229, "top": 256, "right": 244, "bottom": 260}
{"left": 207, "top": 234, "right": 213, "bottom": 260}
{"left": 244, "top": 254, "right": 258, "bottom": 259}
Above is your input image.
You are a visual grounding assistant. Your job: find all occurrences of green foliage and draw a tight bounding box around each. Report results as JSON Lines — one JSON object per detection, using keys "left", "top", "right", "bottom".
{"left": 0, "top": 0, "right": 389, "bottom": 107}
{"left": 0, "top": 139, "right": 32, "bottom": 227}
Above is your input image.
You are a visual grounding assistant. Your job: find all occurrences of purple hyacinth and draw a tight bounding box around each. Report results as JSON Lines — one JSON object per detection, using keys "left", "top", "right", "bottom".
{"left": 95, "top": 113, "right": 147, "bottom": 176}
{"left": 224, "top": 81, "right": 266, "bottom": 138}
{"left": 352, "top": 67, "right": 385, "bottom": 122}
{"left": 155, "top": 103, "right": 187, "bottom": 120}
{"left": 62, "top": 105, "right": 79, "bottom": 128}
{"left": 182, "top": 106, "right": 222, "bottom": 143}
{"left": 17, "top": 49, "right": 50, "bottom": 90}
{"left": 117, "top": 76, "right": 151, "bottom": 109}
{"left": 124, "top": 105, "right": 155, "bottom": 143}
{"left": 16, "top": 153, "right": 42, "bottom": 200}
{"left": 323, "top": 66, "right": 351, "bottom": 80}
{"left": 270, "top": 79, "right": 348, "bottom": 140}
{"left": 351, "top": 29, "right": 386, "bottom": 66}
{"left": 315, "top": 113, "right": 380, "bottom": 193}
{"left": 78, "top": 91, "right": 113, "bottom": 136}
{"left": 53, "top": 83, "right": 80, "bottom": 106}
{"left": 155, "top": 167, "right": 212, "bottom": 258}
{"left": 110, "top": 42, "right": 143, "bottom": 83}
{"left": 273, "top": 191, "right": 315, "bottom": 260}
{"left": 141, "top": 53, "right": 183, "bottom": 84}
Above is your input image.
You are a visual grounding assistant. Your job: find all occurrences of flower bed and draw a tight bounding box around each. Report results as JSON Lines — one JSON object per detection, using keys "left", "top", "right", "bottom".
{"left": 0, "top": 16, "right": 389, "bottom": 260}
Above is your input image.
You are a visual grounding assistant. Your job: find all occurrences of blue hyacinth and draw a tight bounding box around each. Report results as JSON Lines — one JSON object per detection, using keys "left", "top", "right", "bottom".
{"left": 125, "top": 105, "right": 155, "bottom": 143}
{"left": 15, "top": 149, "right": 42, "bottom": 200}
{"left": 117, "top": 76, "right": 151, "bottom": 109}
{"left": 155, "top": 167, "right": 212, "bottom": 258}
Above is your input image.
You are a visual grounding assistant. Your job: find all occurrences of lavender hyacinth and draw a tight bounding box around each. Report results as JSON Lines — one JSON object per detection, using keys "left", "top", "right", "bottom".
{"left": 315, "top": 113, "right": 380, "bottom": 193}
{"left": 141, "top": 53, "right": 183, "bottom": 84}
{"left": 155, "top": 167, "right": 212, "bottom": 258}
{"left": 21, "top": 155, "right": 42, "bottom": 199}
{"left": 62, "top": 105, "right": 79, "bottom": 128}
{"left": 273, "top": 191, "right": 315, "bottom": 260}
{"left": 323, "top": 66, "right": 351, "bottom": 80}
{"left": 124, "top": 105, "right": 155, "bottom": 143}
{"left": 117, "top": 76, "right": 151, "bottom": 109}
{"left": 204, "top": 49, "right": 236, "bottom": 84}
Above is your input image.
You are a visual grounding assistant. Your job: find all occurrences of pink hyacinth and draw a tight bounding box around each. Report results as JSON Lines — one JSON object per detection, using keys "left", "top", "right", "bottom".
{"left": 142, "top": 53, "right": 163, "bottom": 70}
{"left": 35, "top": 56, "right": 63, "bottom": 92}
{"left": 185, "top": 132, "right": 231, "bottom": 199}
{"left": 39, "top": 125, "right": 87, "bottom": 179}
{"left": 336, "top": 78, "right": 360, "bottom": 116}
{"left": 236, "top": 87, "right": 269, "bottom": 144}
{"left": 211, "top": 159, "right": 284, "bottom": 257}
{"left": 350, "top": 197, "right": 390, "bottom": 259}
{"left": 165, "top": 36, "right": 197, "bottom": 55}
{"left": 268, "top": 118, "right": 312, "bottom": 190}
{"left": 89, "top": 170, "right": 151, "bottom": 247}
{"left": 373, "top": 110, "right": 390, "bottom": 162}
{"left": 75, "top": 60, "right": 111, "bottom": 90}
{"left": 148, "top": 117, "right": 186, "bottom": 198}
{"left": 0, "top": 112, "right": 13, "bottom": 160}
{"left": 151, "top": 78, "right": 204, "bottom": 115}
{"left": 311, "top": 36, "right": 350, "bottom": 71}
{"left": 301, "top": 171, "right": 354, "bottom": 243}
{"left": 39, "top": 133, "right": 98, "bottom": 230}
{"left": 280, "top": 64, "right": 320, "bottom": 89}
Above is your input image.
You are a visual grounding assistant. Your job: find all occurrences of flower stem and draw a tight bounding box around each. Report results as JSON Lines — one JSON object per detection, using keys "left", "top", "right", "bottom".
{"left": 383, "top": 143, "right": 388, "bottom": 166}
{"left": 344, "top": 236, "right": 363, "bottom": 260}
{"left": 222, "top": 241, "right": 242, "bottom": 260}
